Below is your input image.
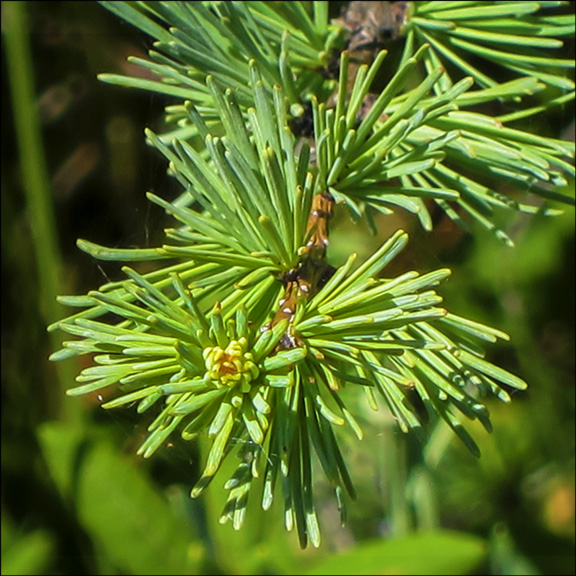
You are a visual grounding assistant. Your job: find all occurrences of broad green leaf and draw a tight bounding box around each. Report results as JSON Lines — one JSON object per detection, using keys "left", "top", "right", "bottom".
{"left": 305, "top": 530, "right": 487, "bottom": 575}
{"left": 76, "top": 441, "right": 199, "bottom": 575}
{"left": 0, "top": 528, "right": 54, "bottom": 576}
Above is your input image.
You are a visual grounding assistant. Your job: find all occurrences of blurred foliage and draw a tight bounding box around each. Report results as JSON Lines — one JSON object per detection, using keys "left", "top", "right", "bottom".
{"left": 1, "top": 1, "right": 574, "bottom": 575}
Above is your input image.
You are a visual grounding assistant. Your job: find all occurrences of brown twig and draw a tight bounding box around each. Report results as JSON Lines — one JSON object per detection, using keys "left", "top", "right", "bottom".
{"left": 268, "top": 2, "right": 411, "bottom": 347}
{"left": 268, "top": 191, "right": 336, "bottom": 348}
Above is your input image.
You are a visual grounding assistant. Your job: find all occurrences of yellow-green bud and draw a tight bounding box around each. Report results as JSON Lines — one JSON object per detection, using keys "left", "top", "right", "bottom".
{"left": 203, "top": 338, "right": 260, "bottom": 391}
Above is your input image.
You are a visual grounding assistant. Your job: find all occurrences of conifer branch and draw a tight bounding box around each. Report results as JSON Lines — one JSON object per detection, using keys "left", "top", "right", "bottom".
{"left": 50, "top": 1, "right": 574, "bottom": 547}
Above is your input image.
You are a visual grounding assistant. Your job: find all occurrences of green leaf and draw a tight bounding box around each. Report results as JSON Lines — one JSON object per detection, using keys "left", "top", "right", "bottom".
{"left": 77, "top": 441, "right": 198, "bottom": 575}
{"left": 455, "top": 349, "right": 528, "bottom": 390}
{"left": 305, "top": 530, "right": 487, "bottom": 575}
{"left": 422, "top": 3, "right": 542, "bottom": 20}
{"left": 77, "top": 238, "right": 166, "bottom": 261}
{"left": 0, "top": 528, "right": 54, "bottom": 576}
{"left": 407, "top": 1, "right": 575, "bottom": 91}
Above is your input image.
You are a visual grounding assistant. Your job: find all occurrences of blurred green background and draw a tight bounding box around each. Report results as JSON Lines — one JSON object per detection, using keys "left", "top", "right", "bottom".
{"left": 2, "top": 2, "right": 574, "bottom": 574}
